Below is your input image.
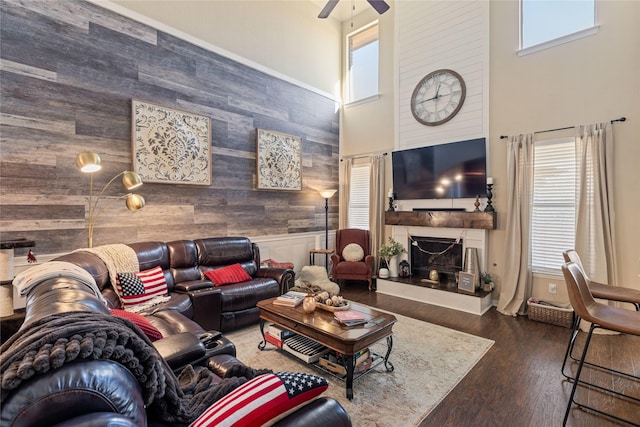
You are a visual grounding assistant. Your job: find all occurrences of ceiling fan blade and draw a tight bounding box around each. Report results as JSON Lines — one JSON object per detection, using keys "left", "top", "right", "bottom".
{"left": 318, "top": 0, "right": 340, "bottom": 19}
{"left": 367, "top": 0, "right": 390, "bottom": 15}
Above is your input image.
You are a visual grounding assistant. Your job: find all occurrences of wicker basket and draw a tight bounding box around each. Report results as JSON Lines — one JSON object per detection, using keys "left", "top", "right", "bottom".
{"left": 527, "top": 298, "right": 574, "bottom": 328}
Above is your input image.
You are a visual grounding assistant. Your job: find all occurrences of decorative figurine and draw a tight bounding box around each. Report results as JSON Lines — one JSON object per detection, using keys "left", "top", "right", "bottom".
{"left": 473, "top": 195, "right": 481, "bottom": 212}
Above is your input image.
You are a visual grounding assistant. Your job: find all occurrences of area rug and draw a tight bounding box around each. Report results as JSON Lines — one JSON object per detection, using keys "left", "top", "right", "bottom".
{"left": 226, "top": 312, "right": 494, "bottom": 427}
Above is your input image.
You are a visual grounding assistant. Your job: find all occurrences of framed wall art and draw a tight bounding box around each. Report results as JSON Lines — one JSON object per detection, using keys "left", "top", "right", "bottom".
{"left": 132, "top": 99, "right": 212, "bottom": 185}
{"left": 256, "top": 128, "right": 302, "bottom": 191}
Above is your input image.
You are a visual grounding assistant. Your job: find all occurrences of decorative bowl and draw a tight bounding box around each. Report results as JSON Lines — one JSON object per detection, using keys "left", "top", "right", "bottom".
{"left": 316, "top": 301, "right": 350, "bottom": 312}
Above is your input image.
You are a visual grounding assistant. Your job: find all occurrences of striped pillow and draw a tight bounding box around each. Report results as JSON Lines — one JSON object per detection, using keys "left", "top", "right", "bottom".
{"left": 190, "top": 372, "right": 328, "bottom": 427}
{"left": 115, "top": 266, "right": 169, "bottom": 308}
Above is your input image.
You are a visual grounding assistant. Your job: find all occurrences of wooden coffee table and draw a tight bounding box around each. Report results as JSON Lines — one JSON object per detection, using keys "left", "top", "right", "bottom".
{"left": 257, "top": 298, "right": 397, "bottom": 399}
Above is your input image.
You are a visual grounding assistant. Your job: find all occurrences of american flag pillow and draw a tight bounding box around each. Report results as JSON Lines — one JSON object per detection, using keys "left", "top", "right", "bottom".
{"left": 115, "top": 266, "right": 169, "bottom": 308}
{"left": 190, "top": 372, "right": 328, "bottom": 427}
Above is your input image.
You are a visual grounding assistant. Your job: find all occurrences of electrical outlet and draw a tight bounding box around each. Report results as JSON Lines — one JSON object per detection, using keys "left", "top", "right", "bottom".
{"left": 548, "top": 283, "right": 557, "bottom": 294}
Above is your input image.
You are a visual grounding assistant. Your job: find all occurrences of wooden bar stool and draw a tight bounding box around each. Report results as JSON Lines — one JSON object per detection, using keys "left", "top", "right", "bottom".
{"left": 560, "top": 262, "right": 640, "bottom": 426}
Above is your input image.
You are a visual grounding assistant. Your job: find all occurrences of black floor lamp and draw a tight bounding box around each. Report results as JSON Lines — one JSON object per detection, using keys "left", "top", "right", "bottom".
{"left": 318, "top": 189, "right": 337, "bottom": 268}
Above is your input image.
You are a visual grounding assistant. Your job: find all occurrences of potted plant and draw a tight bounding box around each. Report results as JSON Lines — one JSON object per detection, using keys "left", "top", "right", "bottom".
{"left": 378, "top": 237, "right": 406, "bottom": 278}
{"left": 480, "top": 272, "right": 494, "bottom": 292}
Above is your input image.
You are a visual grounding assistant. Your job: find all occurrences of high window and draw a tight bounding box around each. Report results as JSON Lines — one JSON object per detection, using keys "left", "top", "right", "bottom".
{"left": 531, "top": 137, "right": 576, "bottom": 273}
{"left": 346, "top": 21, "right": 379, "bottom": 103}
{"left": 348, "top": 163, "right": 370, "bottom": 229}
{"left": 520, "top": 0, "right": 596, "bottom": 51}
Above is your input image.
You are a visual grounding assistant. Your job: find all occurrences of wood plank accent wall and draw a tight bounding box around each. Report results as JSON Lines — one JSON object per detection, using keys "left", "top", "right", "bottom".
{"left": 0, "top": 0, "right": 340, "bottom": 255}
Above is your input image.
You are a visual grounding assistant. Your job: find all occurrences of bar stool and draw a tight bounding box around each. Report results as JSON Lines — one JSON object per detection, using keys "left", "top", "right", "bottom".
{"left": 563, "top": 250, "right": 640, "bottom": 311}
{"left": 560, "top": 262, "right": 640, "bottom": 426}
{"left": 561, "top": 250, "right": 640, "bottom": 377}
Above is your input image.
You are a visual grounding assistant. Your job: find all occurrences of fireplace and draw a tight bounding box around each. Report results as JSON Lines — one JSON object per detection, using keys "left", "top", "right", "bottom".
{"left": 379, "top": 220, "right": 492, "bottom": 315}
{"left": 409, "top": 236, "right": 463, "bottom": 283}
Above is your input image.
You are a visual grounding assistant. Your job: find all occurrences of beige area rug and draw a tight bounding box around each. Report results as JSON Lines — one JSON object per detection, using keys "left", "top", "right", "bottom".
{"left": 226, "top": 312, "right": 494, "bottom": 427}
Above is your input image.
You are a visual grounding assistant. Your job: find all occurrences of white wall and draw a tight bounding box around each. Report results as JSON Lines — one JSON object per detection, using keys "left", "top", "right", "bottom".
{"left": 489, "top": 0, "right": 640, "bottom": 301}
{"left": 110, "top": 0, "right": 342, "bottom": 97}
{"left": 340, "top": 7, "right": 396, "bottom": 158}
{"left": 343, "top": 0, "right": 640, "bottom": 301}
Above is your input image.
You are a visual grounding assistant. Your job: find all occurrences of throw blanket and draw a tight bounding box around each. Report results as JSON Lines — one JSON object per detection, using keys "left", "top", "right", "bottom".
{"left": 0, "top": 311, "right": 268, "bottom": 425}
{"left": 77, "top": 244, "right": 139, "bottom": 286}
{"left": 11, "top": 261, "right": 107, "bottom": 305}
{"left": 79, "top": 244, "right": 170, "bottom": 312}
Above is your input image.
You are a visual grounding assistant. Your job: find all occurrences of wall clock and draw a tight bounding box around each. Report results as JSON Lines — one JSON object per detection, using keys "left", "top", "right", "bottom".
{"left": 410, "top": 69, "right": 466, "bottom": 126}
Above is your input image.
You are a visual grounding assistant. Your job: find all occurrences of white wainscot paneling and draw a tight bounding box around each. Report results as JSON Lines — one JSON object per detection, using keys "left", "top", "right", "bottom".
{"left": 252, "top": 231, "right": 336, "bottom": 274}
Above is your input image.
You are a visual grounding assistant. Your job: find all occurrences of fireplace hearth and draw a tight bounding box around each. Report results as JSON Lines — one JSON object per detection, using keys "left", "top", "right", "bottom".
{"left": 409, "top": 236, "right": 463, "bottom": 283}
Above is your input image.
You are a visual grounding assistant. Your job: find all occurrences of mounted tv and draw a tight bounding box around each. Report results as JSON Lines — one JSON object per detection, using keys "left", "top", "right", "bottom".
{"left": 392, "top": 138, "right": 487, "bottom": 200}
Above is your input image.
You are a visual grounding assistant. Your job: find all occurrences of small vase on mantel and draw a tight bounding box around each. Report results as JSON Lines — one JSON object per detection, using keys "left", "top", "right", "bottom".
{"left": 388, "top": 255, "right": 399, "bottom": 278}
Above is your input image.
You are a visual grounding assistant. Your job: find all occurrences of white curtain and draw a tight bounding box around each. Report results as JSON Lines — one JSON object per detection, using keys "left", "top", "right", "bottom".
{"left": 339, "top": 159, "right": 352, "bottom": 229}
{"left": 574, "top": 122, "right": 618, "bottom": 286}
{"left": 497, "top": 134, "right": 534, "bottom": 316}
{"left": 369, "top": 154, "right": 385, "bottom": 270}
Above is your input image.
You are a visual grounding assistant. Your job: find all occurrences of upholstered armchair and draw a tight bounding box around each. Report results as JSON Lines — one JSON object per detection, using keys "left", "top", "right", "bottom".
{"left": 330, "top": 228, "right": 375, "bottom": 290}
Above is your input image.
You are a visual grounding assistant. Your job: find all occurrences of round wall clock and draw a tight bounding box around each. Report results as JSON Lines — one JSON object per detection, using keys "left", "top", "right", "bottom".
{"left": 410, "top": 69, "right": 466, "bottom": 126}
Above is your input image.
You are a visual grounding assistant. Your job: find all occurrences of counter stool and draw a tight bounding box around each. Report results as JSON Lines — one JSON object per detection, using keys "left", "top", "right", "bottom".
{"left": 561, "top": 250, "right": 640, "bottom": 377}
{"left": 560, "top": 262, "right": 640, "bottom": 426}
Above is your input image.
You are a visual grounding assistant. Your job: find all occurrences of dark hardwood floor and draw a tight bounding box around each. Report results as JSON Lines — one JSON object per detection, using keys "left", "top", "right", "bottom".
{"left": 340, "top": 281, "right": 640, "bottom": 427}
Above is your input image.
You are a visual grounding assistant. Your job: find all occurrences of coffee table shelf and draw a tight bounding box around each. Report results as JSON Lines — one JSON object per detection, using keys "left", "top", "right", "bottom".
{"left": 257, "top": 298, "right": 397, "bottom": 399}
{"left": 311, "top": 345, "right": 394, "bottom": 383}
{"left": 261, "top": 331, "right": 394, "bottom": 384}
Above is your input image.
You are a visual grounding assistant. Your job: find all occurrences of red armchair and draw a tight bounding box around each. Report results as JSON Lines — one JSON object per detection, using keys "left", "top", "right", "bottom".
{"left": 330, "top": 228, "right": 375, "bottom": 290}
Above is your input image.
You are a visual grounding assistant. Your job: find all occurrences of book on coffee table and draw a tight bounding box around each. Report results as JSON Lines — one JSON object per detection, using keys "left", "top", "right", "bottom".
{"left": 334, "top": 310, "right": 366, "bottom": 325}
{"left": 273, "top": 291, "right": 307, "bottom": 307}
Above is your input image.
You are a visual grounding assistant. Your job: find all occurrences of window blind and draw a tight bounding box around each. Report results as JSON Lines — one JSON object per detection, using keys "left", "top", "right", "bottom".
{"left": 348, "top": 164, "right": 370, "bottom": 230}
{"left": 349, "top": 24, "right": 378, "bottom": 52}
{"left": 531, "top": 137, "right": 576, "bottom": 273}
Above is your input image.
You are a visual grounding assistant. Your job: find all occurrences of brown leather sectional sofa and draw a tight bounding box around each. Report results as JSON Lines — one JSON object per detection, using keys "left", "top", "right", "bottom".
{"left": 54, "top": 236, "right": 295, "bottom": 334}
{"left": 0, "top": 237, "right": 352, "bottom": 426}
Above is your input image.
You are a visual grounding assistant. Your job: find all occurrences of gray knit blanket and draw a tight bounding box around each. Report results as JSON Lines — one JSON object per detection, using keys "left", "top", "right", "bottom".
{"left": 0, "top": 312, "right": 267, "bottom": 425}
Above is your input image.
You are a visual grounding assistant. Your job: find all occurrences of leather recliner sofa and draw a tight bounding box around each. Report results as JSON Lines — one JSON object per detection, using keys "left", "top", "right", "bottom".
{"left": 53, "top": 236, "right": 295, "bottom": 334}
{"left": 0, "top": 274, "right": 352, "bottom": 426}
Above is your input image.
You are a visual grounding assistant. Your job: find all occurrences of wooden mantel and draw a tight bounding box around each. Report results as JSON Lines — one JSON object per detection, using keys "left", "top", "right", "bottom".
{"left": 385, "top": 211, "right": 496, "bottom": 230}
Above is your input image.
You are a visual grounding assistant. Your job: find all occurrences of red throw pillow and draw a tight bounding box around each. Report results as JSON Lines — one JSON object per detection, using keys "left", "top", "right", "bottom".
{"left": 204, "top": 263, "right": 252, "bottom": 286}
{"left": 190, "top": 372, "right": 328, "bottom": 427}
{"left": 115, "top": 266, "right": 169, "bottom": 308}
{"left": 110, "top": 309, "right": 163, "bottom": 341}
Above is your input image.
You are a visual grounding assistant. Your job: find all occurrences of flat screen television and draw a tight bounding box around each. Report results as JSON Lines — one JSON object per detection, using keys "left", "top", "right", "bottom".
{"left": 392, "top": 138, "right": 487, "bottom": 200}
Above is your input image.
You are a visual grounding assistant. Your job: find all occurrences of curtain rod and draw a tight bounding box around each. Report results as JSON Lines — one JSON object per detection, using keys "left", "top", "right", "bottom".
{"left": 340, "top": 152, "right": 388, "bottom": 161}
{"left": 499, "top": 117, "right": 626, "bottom": 140}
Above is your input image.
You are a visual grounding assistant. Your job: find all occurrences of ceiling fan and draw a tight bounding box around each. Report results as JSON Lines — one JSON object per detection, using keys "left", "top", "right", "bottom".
{"left": 318, "top": 0, "right": 390, "bottom": 19}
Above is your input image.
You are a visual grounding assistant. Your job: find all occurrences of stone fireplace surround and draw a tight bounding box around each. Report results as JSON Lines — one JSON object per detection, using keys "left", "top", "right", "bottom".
{"left": 377, "top": 209, "right": 495, "bottom": 315}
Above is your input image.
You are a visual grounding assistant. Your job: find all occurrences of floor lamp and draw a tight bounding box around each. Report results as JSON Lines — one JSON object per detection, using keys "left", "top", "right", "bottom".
{"left": 318, "top": 189, "right": 337, "bottom": 269}
{"left": 76, "top": 151, "right": 145, "bottom": 248}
